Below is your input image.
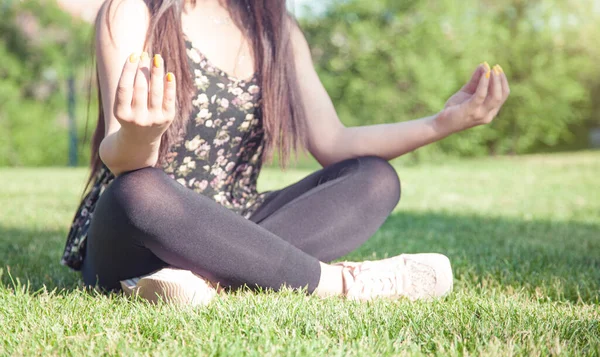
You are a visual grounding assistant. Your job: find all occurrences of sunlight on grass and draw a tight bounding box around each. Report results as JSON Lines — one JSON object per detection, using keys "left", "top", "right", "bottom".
{"left": 0, "top": 152, "right": 599, "bottom": 356}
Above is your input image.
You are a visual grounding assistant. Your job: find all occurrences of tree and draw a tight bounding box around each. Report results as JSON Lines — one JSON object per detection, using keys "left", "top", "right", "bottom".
{"left": 0, "top": 0, "right": 92, "bottom": 166}
{"left": 300, "top": 0, "right": 599, "bottom": 160}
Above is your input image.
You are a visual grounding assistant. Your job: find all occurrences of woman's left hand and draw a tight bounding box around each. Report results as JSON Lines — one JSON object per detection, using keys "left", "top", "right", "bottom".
{"left": 435, "top": 63, "right": 510, "bottom": 135}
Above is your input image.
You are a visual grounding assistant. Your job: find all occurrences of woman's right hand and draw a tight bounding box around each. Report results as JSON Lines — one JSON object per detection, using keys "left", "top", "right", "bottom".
{"left": 115, "top": 52, "right": 176, "bottom": 146}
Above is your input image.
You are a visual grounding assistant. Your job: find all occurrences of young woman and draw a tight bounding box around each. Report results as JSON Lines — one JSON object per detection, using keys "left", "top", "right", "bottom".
{"left": 62, "top": 0, "right": 509, "bottom": 304}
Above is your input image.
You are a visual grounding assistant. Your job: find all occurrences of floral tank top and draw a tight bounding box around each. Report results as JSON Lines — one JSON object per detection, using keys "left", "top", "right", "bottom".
{"left": 61, "top": 40, "right": 269, "bottom": 271}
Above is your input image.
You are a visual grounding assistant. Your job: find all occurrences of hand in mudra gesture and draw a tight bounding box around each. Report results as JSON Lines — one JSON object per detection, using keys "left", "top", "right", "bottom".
{"left": 436, "top": 62, "right": 510, "bottom": 134}
{"left": 114, "top": 52, "right": 177, "bottom": 145}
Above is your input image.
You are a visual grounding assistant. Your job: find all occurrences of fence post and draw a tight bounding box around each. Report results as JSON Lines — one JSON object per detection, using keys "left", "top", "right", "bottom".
{"left": 67, "top": 73, "right": 78, "bottom": 167}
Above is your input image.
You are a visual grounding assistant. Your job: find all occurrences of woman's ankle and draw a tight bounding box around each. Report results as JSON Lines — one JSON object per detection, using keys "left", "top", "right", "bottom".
{"left": 313, "top": 262, "right": 345, "bottom": 298}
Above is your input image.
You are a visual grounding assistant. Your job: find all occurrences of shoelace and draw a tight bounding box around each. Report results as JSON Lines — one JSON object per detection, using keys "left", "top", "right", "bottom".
{"left": 341, "top": 257, "right": 437, "bottom": 300}
{"left": 342, "top": 260, "right": 404, "bottom": 299}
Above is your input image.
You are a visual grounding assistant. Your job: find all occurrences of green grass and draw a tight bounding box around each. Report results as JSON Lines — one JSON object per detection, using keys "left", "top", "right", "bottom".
{"left": 1, "top": 152, "right": 599, "bottom": 356}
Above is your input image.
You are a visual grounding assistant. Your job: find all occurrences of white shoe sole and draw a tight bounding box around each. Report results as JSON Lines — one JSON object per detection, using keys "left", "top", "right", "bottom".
{"left": 120, "top": 268, "right": 218, "bottom": 306}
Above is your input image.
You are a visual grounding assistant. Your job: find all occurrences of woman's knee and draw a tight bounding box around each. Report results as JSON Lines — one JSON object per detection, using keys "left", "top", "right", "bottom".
{"left": 100, "top": 167, "right": 172, "bottom": 221}
{"left": 110, "top": 167, "right": 167, "bottom": 194}
{"left": 355, "top": 156, "right": 401, "bottom": 211}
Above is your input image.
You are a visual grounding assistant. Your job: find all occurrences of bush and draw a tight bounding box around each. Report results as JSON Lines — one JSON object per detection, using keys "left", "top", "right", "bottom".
{"left": 301, "top": 0, "right": 599, "bottom": 160}
{"left": 0, "top": 0, "right": 92, "bottom": 166}
{"left": 1, "top": 0, "right": 599, "bottom": 166}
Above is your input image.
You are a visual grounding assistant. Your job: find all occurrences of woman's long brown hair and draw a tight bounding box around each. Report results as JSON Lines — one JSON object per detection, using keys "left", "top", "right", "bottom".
{"left": 86, "top": 0, "right": 306, "bottom": 190}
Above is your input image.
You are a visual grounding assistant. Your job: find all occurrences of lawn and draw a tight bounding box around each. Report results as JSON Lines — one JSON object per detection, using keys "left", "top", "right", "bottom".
{"left": 0, "top": 152, "right": 599, "bottom": 356}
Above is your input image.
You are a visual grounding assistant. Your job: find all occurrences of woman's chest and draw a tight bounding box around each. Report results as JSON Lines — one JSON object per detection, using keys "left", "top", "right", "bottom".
{"left": 187, "top": 66, "right": 262, "bottom": 139}
{"left": 181, "top": 9, "right": 255, "bottom": 81}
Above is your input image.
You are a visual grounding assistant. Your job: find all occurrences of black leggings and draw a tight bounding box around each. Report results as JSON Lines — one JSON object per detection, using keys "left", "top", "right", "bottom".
{"left": 82, "top": 156, "right": 401, "bottom": 293}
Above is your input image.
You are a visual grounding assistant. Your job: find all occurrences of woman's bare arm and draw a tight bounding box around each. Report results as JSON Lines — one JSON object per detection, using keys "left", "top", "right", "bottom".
{"left": 96, "top": 0, "right": 174, "bottom": 175}
{"left": 291, "top": 26, "right": 509, "bottom": 167}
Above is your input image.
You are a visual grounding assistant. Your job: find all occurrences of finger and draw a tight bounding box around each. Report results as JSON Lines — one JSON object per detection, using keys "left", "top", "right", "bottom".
{"left": 132, "top": 51, "right": 151, "bottom": 115}
{"left": 469, "top": 64, "right": 491, "bottom": 106}
{"left": 498, "top": 65, "right": 510, "bottom": 100}
{"left": 461, "top": 63, "right": 488, "bottom": 94}
{"left": 163, "top": 72, "right": 177, "bottom": 119}
{"left": 149, "top": 54, "right": 165, "bottom": 111}
{"left": 484, "top": 65, "right": 503, "bottom": 109}
{"left": 114, "top": 53, "right": 140, "bottom": 119}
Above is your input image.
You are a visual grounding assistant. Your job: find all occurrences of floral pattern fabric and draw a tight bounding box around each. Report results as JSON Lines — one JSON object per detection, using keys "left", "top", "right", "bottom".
{"left": 61, "top": 40, "right": 269, "bottom": 271}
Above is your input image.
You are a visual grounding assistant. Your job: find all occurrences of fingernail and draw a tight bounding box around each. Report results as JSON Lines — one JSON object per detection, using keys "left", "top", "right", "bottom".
{"left": 485, "top": 70, "right": 491, "bottom": 79}
{"left": 497, "top": 65, "right": 504, "bottom": 73}
{"left": 129, "top": 53, "right": 139, "bottom": 63}
{"left": 141, "top": 52, "right": 149, "bottom": 62}
{"left": 493, "top": 65, "right": 501, "bottom": 75}
{"left": 166, "top": 72, "right": 174, "bottom": 82}
{"left": 153, "top": 54, "right": 162, "bottom": 68}
{"left": 483, "top": 61, "right": 491, "bottom": 71}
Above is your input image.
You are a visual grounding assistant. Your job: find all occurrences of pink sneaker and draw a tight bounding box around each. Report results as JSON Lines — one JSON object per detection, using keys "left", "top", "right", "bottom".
{"left": 335, "top": 253, "right": 453, "bottom": 301}
{"left": 120, "top": 267, "right": 220, "bottom": 306}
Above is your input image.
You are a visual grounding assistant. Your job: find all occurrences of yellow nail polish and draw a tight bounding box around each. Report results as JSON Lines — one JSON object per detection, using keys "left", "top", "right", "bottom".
{"left": 166, "top": 72, "right": 174, "bottom": 82}
{"left": 483, "top": 61, "right": 491, "bottom": 71}
{"left": 493, "top": 65, "right": 501, "bottom": 75}
{"left": 129, "top": 53, "right": 139, "bottom": 63}
{"left": 497, "top": 65, "right": 504, "bottom": 73}
{"left": 485, "top": 70, "right": 491, "bottom": 79}
{"left": 141, "top": 52, "right": 149, "bottom": 62}
{"left": 153, "top": 54, "right": 162, "bottom": 68}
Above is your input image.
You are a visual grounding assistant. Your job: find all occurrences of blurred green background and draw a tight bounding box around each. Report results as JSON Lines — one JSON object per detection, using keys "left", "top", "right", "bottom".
{"left": 1, "top": 0, "right": 599, "bottom": 167}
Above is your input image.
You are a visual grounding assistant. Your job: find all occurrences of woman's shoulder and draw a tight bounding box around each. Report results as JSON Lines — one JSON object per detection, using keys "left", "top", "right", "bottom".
{"left": 96, "top": 0, "right": 150, "bottom": 36}
{"left": 99, "top": 0, "right": 149, "bottom": 18}
{"left": 95, "top": 0, "right": 151, "bottom": 58}
{"left": 288, "top": 18, "right": 313, "bottom": 71}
